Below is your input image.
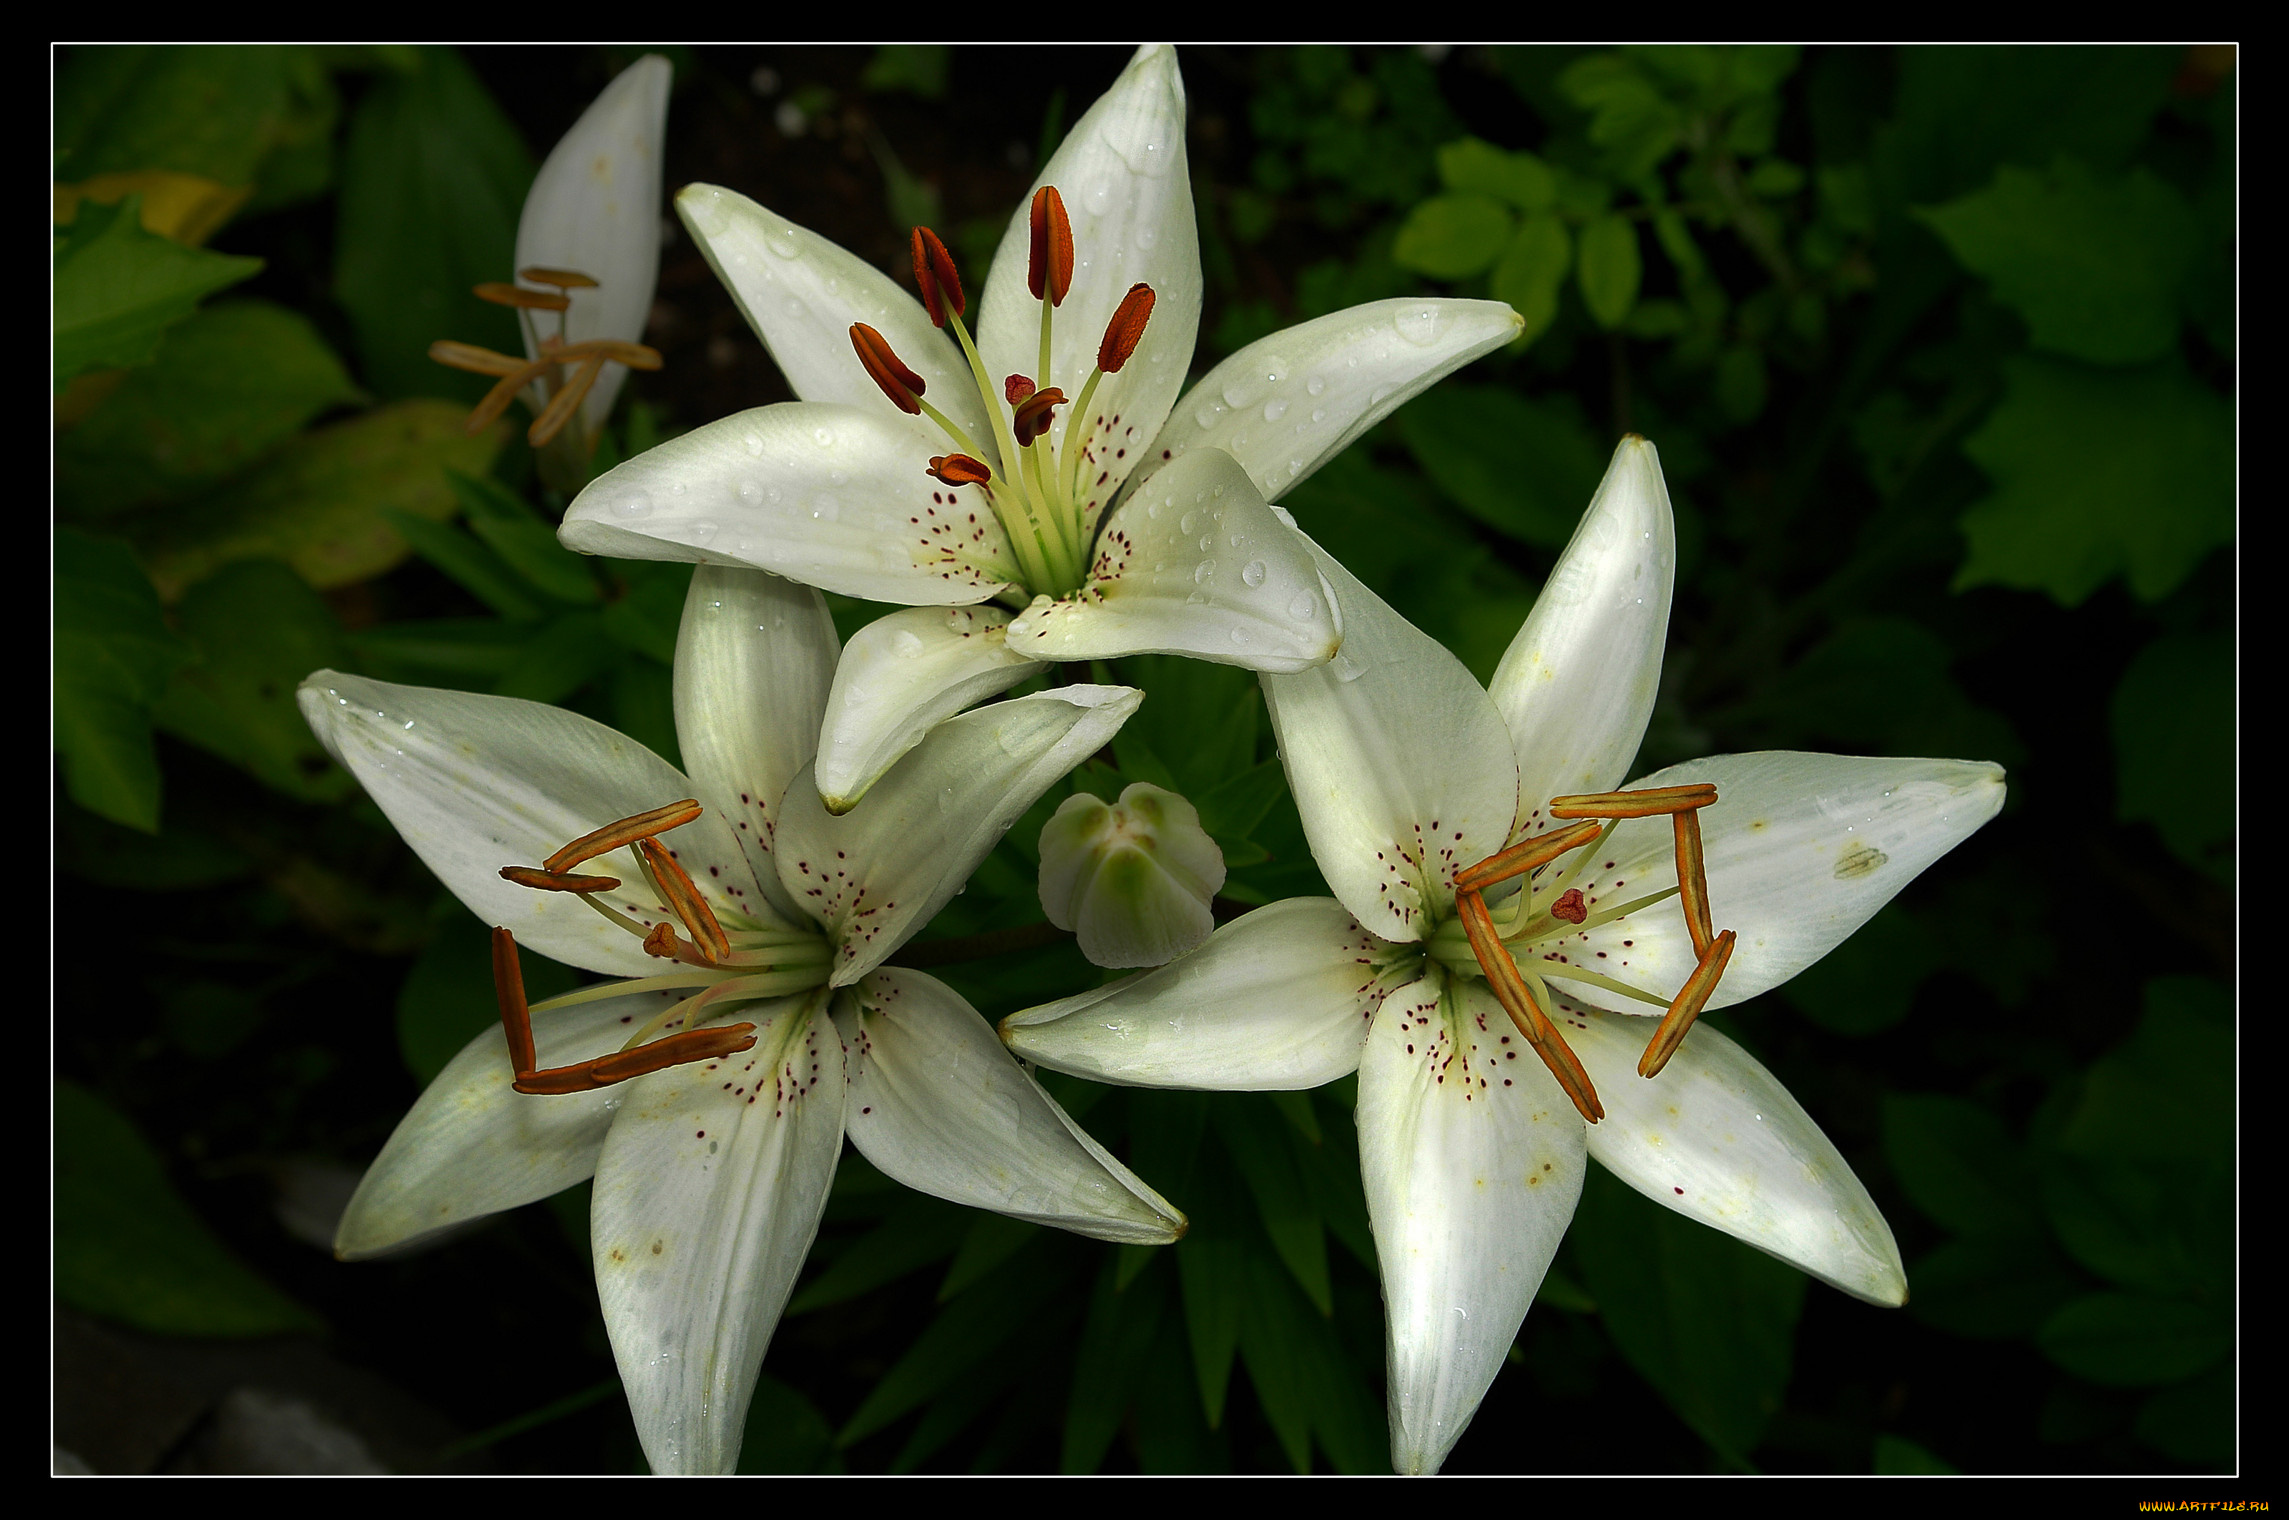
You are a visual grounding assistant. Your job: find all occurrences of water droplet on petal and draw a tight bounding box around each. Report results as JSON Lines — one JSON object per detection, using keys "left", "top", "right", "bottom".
{"left": 1288, "top": 591, "right": 1317, "bottom": 620}
{"left": 1262, "top": 399, "right": 1288, "bottom": 422}
{"left": 891, "top": 629, "right": 924, "bottom": 658}
{"left": 616, "top": 493, "right": 654, "bottom": 519}
{"left": 1394, "top": 304, "right": 1448, "bottom": 346}
{"left": 1305, "top": 376, "right": 1326, "bottom": 397}
{"left": 1194, "top": 561, "right": 1216, "bottom": 584}
{"left": 812, "top": 426, "right": 835, "bottom": 447}
{"left": 743, "top": 434, "right": 764, "bottom": 456}
{"left": 1179, "top": 510, "right": 1201, "bottom": 534}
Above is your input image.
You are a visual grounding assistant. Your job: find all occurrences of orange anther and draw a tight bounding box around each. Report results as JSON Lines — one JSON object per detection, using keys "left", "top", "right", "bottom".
{"left": 544, "top": 800, "right": 704, "bottom": 874}
{"left": 1637, "top": 929, "right": 1735, "bottom": 1078}
{"left": 492, "top": 927, "right": 538, "bottom": 1075}
{"left": 1029, "top": 186, "right": 1074, "bottom": 306}
{"left": 465, "top": 355, "right": 560, "bottom": 435}
{"left": 513, "top": 1022, "right": 761, "bottom": 1095}
{"left": 529, "top": 351, "right": 605, "bottom": 447}
{"left": 1548, "top": 783, "right": 1719, "bottom": 820}
{"left": 638, "top": 837, "right": 731, "bottom": 963}
{"left": 475, "top": 281, "right": 572, "bottom": 311}
{"left": 1673, "top": 808, "right": 1714, "bottom": 957}
{"left": 565, "top": 338, "right": 663, "bottom": 371}
{"left": 429, "top": 340, "right": 528, "bottom": 377}
{"left": 1550, "top": 888, "right": 1588, "bottom": 925}
{"left": 927, "top": 454, "right": 993, "bottom": 487}
{"left": 1453, "top": 820, "right": 1603, "bottom": 892}
{"left": 910, "top": 226, "right": 964, "bottom": 327}
{"left": 519, "top": 266, "right": 600, "bottom": 289}
{"left": 500, "top": 865, "right": 623, "bottom": 894}
{"left": 1011, "top": 386, "right": 1067, "bottom": 447}
{"left": 1097, "top": 283, "right": 1155, "bottom": 373}
{"left": 1456, "top": 889, "right": 1604, "bottom": 1124}
{"left": 851, "top": 324, "right": 927, "bottom": 415}
{"left": 643, "top": 922, "right": 683, "bottom": 959}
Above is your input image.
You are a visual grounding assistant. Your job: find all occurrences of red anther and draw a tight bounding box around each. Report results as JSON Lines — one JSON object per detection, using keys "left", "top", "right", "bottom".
{"left": 514, "top": 1022, "right": 762, "bottom": 1095}
{"left": 851, "top": 323, "right": 927, "bottom": 415}
{"left": 1097, "top": 283, "right": 1156, "bottom": 373}
{"left": 910, "top": 226, "right": 965, "bottom": 327}
{"left": 1011, "top": 386, "right": 1067, "bottom": 447}
{"left": 927, "top": 454, "right": 993, "bottom": 487}
{"left": 1004, "top": 374, "right": 1037, "bottom": 405}
{"left": 1550, "top": 888, "right": 1588, "bottom": 925}
{"left": 501, "top": 865, "right": 623, "bottom": 894}
{"left": 492, "top": 927, "right": 537, "bottom": 1076}
{"left": 1029, "top": 186, "right": 1074, "bottom": 306}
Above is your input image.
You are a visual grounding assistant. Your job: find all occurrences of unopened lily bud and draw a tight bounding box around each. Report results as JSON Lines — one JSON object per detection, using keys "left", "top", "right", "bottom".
{"left": 1038, "top": 782, "right": 1225, "bottom": 969}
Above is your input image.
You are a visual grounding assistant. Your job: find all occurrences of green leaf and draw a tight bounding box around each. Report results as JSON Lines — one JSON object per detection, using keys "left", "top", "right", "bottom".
{"left": 2037, "top": 1293, "right": 2229, "bottom": 1387}
{"left": 55, "top": 1081, "right": 320, "bottom": 1337}
{"left": 397, "top": 904, "right": 576, "bottom": 1085}
{"left": 55, "top": 44, "right": 337, "bottom": 204}
{"left": 1779, "top": 900, "right": 1937, "bottom": 1036}
{"left": 1907, "top": 1236, "right": 2084, "bottom": 1340}
{"left": 54, "top": 528, "right": 188, "bottom": 831}
{"left": 1918, "top": 162, "right": 2196, "bottom": 365}
{"left": 334, "top": 45, "right": 533, "bottom": 400}
{"left": 938, "top": 1212, "right": 1038, "bottom": 1302}
{"left": 152, "top": 559, "right": 354, "bottom": 802}
{"left": 2134, "top": 1365, "right": 2233, "bottom": 1468}
{"left": 600, "top": 561, "right": 692, "bottom": 663}
{"left": 130, "top": 399, "right": 506, "bottom": 600}
{"left": 1490, "top": 214, "right": 1571, "bottom": 345}
{"left": 2111, "top": 634, "right": 2234, "bottom": 880}
{"left": 1745, "top": 616, "right": 2023, "bottom": 768}
{"left": 1873, "top": 1433, "right": 1959, "bottom": 1473}
{"left": 1063, "top": 1256, "right": 1170, "bottom": 1472}
{"left": 1956, "top": 355, "right": 2233, "bottom": 606}
{"left": 1392, "top": 193, "right": 1514, "bottom": 280}
{"left": 56, "top": 797, "right": 251, "bottom": 891}
{"left": 1571, "top": 1168, "right": 1806, "bottom": 1464}
{"left": 1575, "top": 213, "right": 1641, "bottom": 330}
{"left": 349, "top": 616, "right": 533, "bottom": 685}
{"left": 2041, "top": 1156, "right": 2226, "bottom": 1298}
{"left": 1399, "top": 383, "right": 1610, "bottom": 549}
{"left": 1214, "top": 1099, "right": 1331, "bottom": 1315}
{"left": 1436, "top": 136, "right": 1556, "bottom": 212}
{"left": 862, "top": 44, "right": 949, "bottom": 100}
{"left": 790, "top": 1193, "right": 969, "bottom": 1315}
{"left": 52, "top": 196, "right": 263, "bottom": 390}
{"left": 1882, "top": 1093, "right": 2042, "bottom": 1238}
{"left": 57, "top": 300, "right": 365, "bottom": 521}
{"left": 1560, "top": 55, "right": 1683, "bottom": 178}
{"left": 737, "top": 1373, "right": 844, "bottom": 1473}
{"left": 383, "top": 508, "right": 547, "bottom": 621}
{"left": 2056, "top": 977, "right": 2233, "bottom": 1166}
{"left": 445, "top": 471, "right": 600, "bottom": 605}
{"left": 837, "top": 1264, "right": 1031, "bottom": 1446}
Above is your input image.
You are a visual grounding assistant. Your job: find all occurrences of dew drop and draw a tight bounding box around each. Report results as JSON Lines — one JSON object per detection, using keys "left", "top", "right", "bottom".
{"left": 812, "top": 426, "right": 835, "bottom": 447}
{"left": 1193, "top": 405, "right": 1221, "bottom": 429}
{"left": 1305, "top": 376, "right": 1326, "bottom": 397}
{"left": 615, "top": 493, "right": 654, "bottom": 519}
{"left": 1310, "top": 408, "right": 1326, "bottom": 423}
{"left": 1135, "top": 223, "right": 1158, "bottom": 249}
{"left": 743, "top": 433, "right": 764, "bottom": 456}
{"left": 1230, "top": 627, "right": 1248, "bottom": 646}
{"left": 891, "top": 629, "right": 924, "bottom": 658}
{"left": 1394, "top": 304, "right": 1447, "bottom": 346}
{"left": 768, "top": 227, "right": 800, "bottom": 259}
{"left": 691, "top": 519, "right": 719, "bottom": 543}
{"left": 1221, "top": 376, "right": 1267, "bottom": 410}
{"left": 1331, "top": 651, "right": 1366, "bottom": 683}
{"left": 1288, "top": 591, "right": 1317, "bottom": 620}
{"left": 1179, "top": 510, "right": 1201, "bottom": 534}
{"left": 1194, "top": 561, "right": 1216, "bottom": 584}
{"left": 1263, "top": 398, "right": 1288, "bottom": 422}
{"left": 1241, "top": 560, "right": 1267, "bottom": 587}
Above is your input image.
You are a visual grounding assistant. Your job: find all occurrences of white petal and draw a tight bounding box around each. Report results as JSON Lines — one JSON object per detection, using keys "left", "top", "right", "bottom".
{"left": 775, "top": 685, "right": 1144, "bottom": 985}
{"left": 674, "top": 566, "right": 838, "bottom": 925}
{"left": 813, "top": 605, "right": 1037, "bottom": 814}
{"left": 1556, "top": 998, "right": 1906, "bottom": 1305}
{"left": 559, "top": 403, "right": 1021, "bottom": 603}
{"left": 1002, "top": 448, "right": 1340, "bottom": 672}
{"left": 1548, "top": 753, "right": 2008, "bottom": 1014}
{"left": 1491, "top": 436, "right": 1678, "bottom": 808}
{"left": 675, "top": 182, "right": 987, "bottom": 442}
{"left": 1261, "top": 542, "right": 1519, "bottom": 943}
{"left": 297, "top": 671, "right": 749, "bottom": 978}
{"left": 1136, "top": 297, "right": 1523, "bottom": 505}
{"left": 335, "top": 988, "right": 676, "bottom": 1259}
{"left": 1001, "top": 896, "right": 1395, "bottom": 1090}
{"left": 977, "top": 44, "right": 1201, "bottom": 526}
{"left": 838, "top": 969, "right": 1184, "bottom": 1243}
{"left": 592, "top": 995, "right": 845, "bottom": 1475}
{"left": 1358, "top": 974, "right": 1586, "bottom": 1475}
{"left": 516, "top": 54, "right": 671, "bottom": 432}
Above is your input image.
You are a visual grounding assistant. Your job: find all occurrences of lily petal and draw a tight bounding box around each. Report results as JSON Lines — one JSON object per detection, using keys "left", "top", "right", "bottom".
{"left": 814, "top": 605, "right": 1037, "bottom": 814}
{"left": 676, "top": 182, "right": 987, "bottom": 442}
{"left": 1489, "top": 435, "right": 1678, "bottom": 810}
{"left": 1001, "top": 896, "right": 1394, "bottom": 1089}
{"left": 1261, "top": 544, "right": 1519, "bottom": 943}
{"left": 1002, "top": 448, "right": 1341, "bottom": 672}
{"left": 838, "top": 969, "right": 1185, "bottom": 1243}
{"left": 977, "top": 44, "right": 1201, "bottom": 528}
{"left": 674, "top": 565, "right": 839, "bottom": 926}
{"left": 1358, "top": 975, "right": 1586, "bottom": 1475}
{"left": 298, "top": 670, "right": 747, "bottom": 978}
{"left": 560, "top": 403, "right": 1022, "bottom": 604}
{"left": 1557, "top": 997, "right": 1907, "bottom": 1306}
{"left": 592, "top": 994, "right": 845, "bottom": 1475}
{"left": 1137, "top": 297, "right": 1524, "bottom": 505}
{"left": 334, "top": 989, "right": 672, "bottom": 1259}
{"left": 515, "top": 54, "right": 671, "bottom": 434}
{"left": 1547, "top": 752, "right": 2008, "bottom": 1014}
{"left": 775, "top": 685, "right": 1144, "bottom": 986}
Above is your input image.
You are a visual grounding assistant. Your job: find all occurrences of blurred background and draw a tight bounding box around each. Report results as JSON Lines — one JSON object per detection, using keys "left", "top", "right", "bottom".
{"left": 53, "top": 44, "right": 2235, "bottom": 1475}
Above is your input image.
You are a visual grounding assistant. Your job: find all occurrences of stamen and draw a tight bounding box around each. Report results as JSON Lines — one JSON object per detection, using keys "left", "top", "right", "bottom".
{"left": 513, "top": 1022, "right": 760, "bottom": 1095}
{"left": 428, "top": 340, "right": 528, "bottom": 377}
{"left": 910, "top": 226, "right": 965, "bottom": 327}
{"left": 568, "top": 338, "right": 664, "bottom": 371}
{"left": 1673, "top": 808, "right": 1714, "bottom": 958}
{"left": 637, "top": 837, "right": 732, "bottom": 963}
{"left": 927, "top": 454, "right": 993, "bottom": 487}
{"left": 529, "top": 351, "right": 605, "bottom": 447}
{"left": 1096, "top": 283, "right": 1156, "bottom": 373}
{"left": 465, "top": 355, "right": 561, "bottom": 434}
{"left": 1011, "top": 387, "right": 1067, "bottom": 447}
{"left": 852, "top": 323, "right": 927, "bottom": 415}
{"left": 1028, "top": 187, "right": 1074, "bottom": 306}
{"left": 1549, "top": 783, "right": 1719, "bottom": 819}
{"left": 475, "top": 281, "right": 571, "bottom": 311}
{"left": 1456, "top": 889, "right": 1604, "bottom": 1124}
{"left": 1454, "top": 820, "right": 1603, "bottom": 891}
{"left": 543, "top": 800, "right": 703, "bottom": 874}
{"left": 500, "top": 865, "right": 622, "bottom": 893}
{"left": 519, "top": 266, "right": 599, "bottom": 289}
{"left": 492, "top": 927, "right": 538, "bottom": 1075}
{"left": 1005, "top": 374, "right": 1036, "bottom": 405}
{"left": 1637, "top": 929, "right": 1736, "bottom": 1078}
{"left": 1549, "top": 888, "right": 1588, "bottom": 925}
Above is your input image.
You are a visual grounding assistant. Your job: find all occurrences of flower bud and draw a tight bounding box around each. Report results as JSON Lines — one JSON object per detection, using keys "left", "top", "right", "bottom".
{"left": 1038, "top": 783, "right": 1225, "bottom": 969}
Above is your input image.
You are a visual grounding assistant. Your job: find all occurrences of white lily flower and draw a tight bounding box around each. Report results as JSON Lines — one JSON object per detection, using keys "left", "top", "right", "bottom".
{"left": 558, "top": 44, "right": 1525, "bottom": 811}
{"left": 299, "top": 564, "right": 1181, "bottom": 1475}
{"left": 1004, "top": 436, "right": 2007, "bottom": 1474}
